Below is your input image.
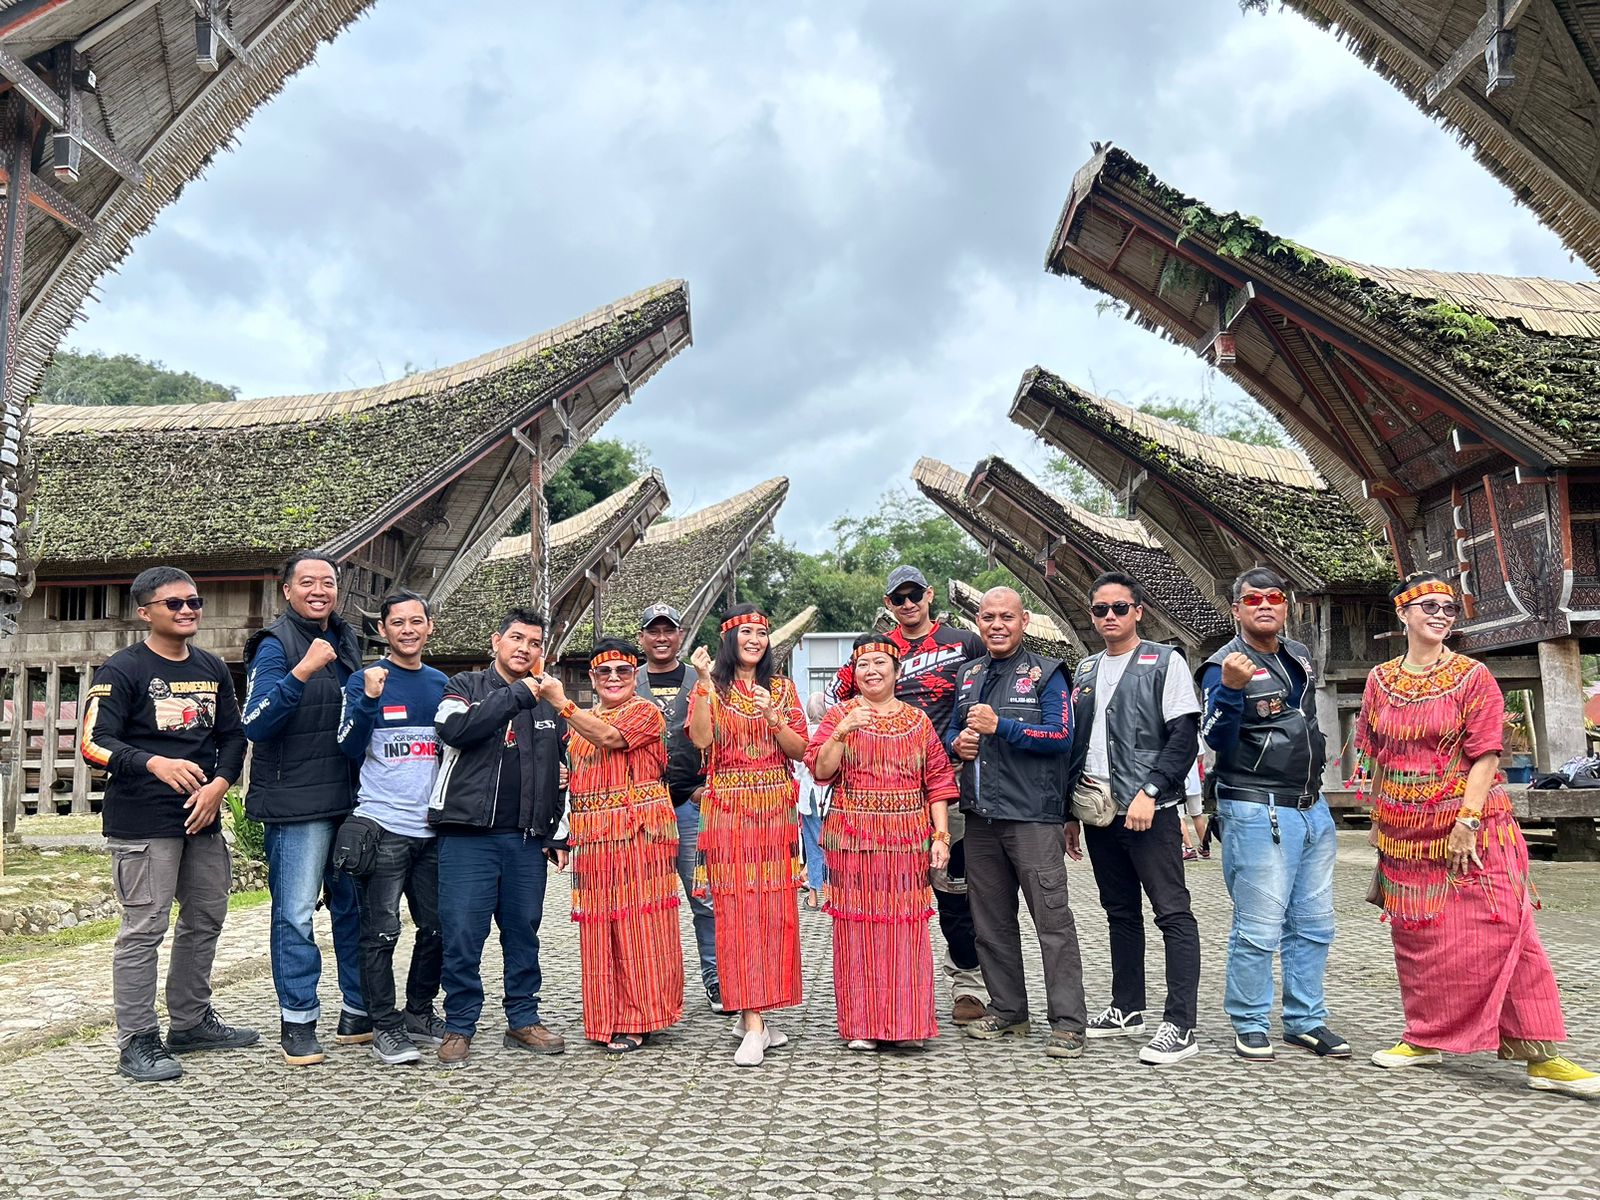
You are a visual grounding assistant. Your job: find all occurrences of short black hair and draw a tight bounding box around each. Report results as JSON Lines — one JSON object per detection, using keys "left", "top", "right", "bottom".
{"left": 281, "top": 551, "right": 339, "bottom": 586}
{"left": 378, "top": 590, "right": 430, "bottom": 623}
{"left": 130, "top": 566, "right": 195, "bottom": 607}
{"left": 497, "top": 607, "right": 546, "bottom": 636}
{"left": 1389, "top": 571, "right": 1448, "bottom": 604}
{"left": 589, "top": 636, "right": 641, "bottom": 666}
{"left": 1231, "top": 567, "right": 1288, "bottom": 602}
{"left": 1088, "top": 571, "right": 1145, "bottom": 606}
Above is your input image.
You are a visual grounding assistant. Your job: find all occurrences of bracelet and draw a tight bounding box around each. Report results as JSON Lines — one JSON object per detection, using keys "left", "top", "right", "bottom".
{"left": 558, "top": 700, "right": 578, "bottom": 719}
{"left": 930, "top": 830, "right": 951, "bottom": 845}
{"left": 831, "top": 731, "right": 847, "bottom": 744}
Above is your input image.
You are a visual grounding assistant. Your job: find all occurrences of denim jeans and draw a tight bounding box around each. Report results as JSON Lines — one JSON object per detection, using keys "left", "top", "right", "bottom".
{"left": 674, "top": 800, "right": 718, "bottom": 991}
{"left": 264, "top": 818, "right": 364, "bottom": 1023}
{"left": 353, "top": 828, "right": 442, "bottom": 1033}
{"left": 798, "top": 805, "right": 825, "bottom": 891}
{"left": 438, "top": 832, "right": 549, "bottom": 1037}
{"left": 1218, "top": 797, "right": 1337, "bottom": 1036}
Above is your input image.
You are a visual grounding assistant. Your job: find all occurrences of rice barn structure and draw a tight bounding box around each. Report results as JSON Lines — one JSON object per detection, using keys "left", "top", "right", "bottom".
{"left": 1, "top": 282, "right": 692, "bottom": 814}
{"left": 1044, "top": 144, "right": 1600, "bottom": 853}
{"left": 943, "top": 577, "right": 1083, "bottom": 666}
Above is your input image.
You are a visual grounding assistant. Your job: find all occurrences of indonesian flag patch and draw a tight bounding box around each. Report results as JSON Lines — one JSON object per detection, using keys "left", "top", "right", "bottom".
{"left": 1253, "top": 669, "right": 1270, "bottom": 680}
{"left": 1137, "top": 654, "right": 1159, "bottom": 665}
{"left": 382, "top": 705, "right": 408, "bottom": 722}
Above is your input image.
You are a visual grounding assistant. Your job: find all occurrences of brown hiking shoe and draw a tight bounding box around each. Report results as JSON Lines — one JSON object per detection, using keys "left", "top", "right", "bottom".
{"left": 952, "top": 995, "right": 987, "bottom": 1025}
{"left": 504, "top": 1023, "right": 566, "bottom": 1055}
{"left": 438, "top": 1033, "right": 471, "bottom": 1069}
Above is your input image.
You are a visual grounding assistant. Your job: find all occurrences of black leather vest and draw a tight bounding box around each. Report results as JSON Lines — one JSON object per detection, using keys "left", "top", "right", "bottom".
{"left": 1066, "top": 641, "right": 1184, "bottom": 810}
{"left": 1199, "top": 635, "right": 1325, "bottom": 798}
{"left": 953, "top": 649, "right": 1070, "bottom": 823}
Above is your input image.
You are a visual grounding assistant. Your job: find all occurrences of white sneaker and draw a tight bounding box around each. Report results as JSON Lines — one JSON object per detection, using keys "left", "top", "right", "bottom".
{"left": 1139, "top": 1022, "right": 1199, "bottom": 1066}
{"left": 726, "top": 1021, "right": 788, "bottom": 1048}
{"left": 1086, "top": 1006, "right": 1145, "bottom": 1040}
{"left": 845, "top": 1038, "right": 878, "bottom": 1051}
{"left": 734, "top": 1029, "right": 765, "bottom": 1067}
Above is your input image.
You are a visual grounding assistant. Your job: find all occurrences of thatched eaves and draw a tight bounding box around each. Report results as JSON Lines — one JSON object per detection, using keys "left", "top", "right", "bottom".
{"left": 770, "top": 604, "right": 819, "bottom": 667}
{"left": 967, "top": 453, "right": 1232, "bottom": 647}
{"left": 30, "top": 281, "right": 691, "bottom": 576}
{"left": 1012, "top": 368, "right": 1393, "bottom": 596}
{"left": 945, "top": 578, "right": 1081, "bottom": 667}
{"left": 1262, "top": 1, "right": 1600, "bottom": 272}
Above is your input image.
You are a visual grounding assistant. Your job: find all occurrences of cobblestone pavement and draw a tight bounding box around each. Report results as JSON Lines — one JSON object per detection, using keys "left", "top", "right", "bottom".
{"left": 2, "top": 834, "right": 1597, "bottom": 1200}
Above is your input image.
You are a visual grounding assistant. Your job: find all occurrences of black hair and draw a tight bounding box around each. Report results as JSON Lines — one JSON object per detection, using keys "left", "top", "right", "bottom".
{"left": 1389, "top": 571, "right": 1450, "bottom": 604}
{"left": 851, "top": 632, "right": 900, "bottom": 674}
{"left": 711, "top": 603, "right": 774, "bottom": 695}
{"left": 378, "top": 590, "right": 430, "bottom": 623}
{"left": 497, "top": 607, "right": 547, "bottom": 636}
{"left": 130, "top": 565, "right": 195, "bottom": 607}
{"left": 1088, "top": 570, "right": 1146, "bottom": 606}
{"left": 1231, "top": 567, "right": 1288, "bottom": 602}
{"left": 589, "top": 636, "right": 641, "bottom": 666}
{"left": 280, "top": 551, "right": 339, "bottom": 587}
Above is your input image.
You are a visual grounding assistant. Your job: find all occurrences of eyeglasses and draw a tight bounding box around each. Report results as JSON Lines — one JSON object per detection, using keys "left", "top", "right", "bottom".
{"left": 1406, "top": 599, "right": 1461, "bottom": 618}
{"left": 1089, "top": 601, "right": 1136, "bottom": 618}
{"left": 887, "top": 586, "right": 926, "bottom": 605}
{"left": 1239, "top": 590, "right": 1287, "bottom": 608}
{"left": 150, "top": 596, "right": 204, "bottom": 613}
{"left": 591, "top": 665, "right": 636, "bottom": 679}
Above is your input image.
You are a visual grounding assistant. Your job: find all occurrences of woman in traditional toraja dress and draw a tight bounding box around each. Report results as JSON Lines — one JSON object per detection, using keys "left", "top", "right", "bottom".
{"left": 540, "top": 638, "right": 682, "bottom": 1054}
{"left": 806, "top": 635, "right": 955, "bottom": 1051}
{"left": 688, "top": 604, "right": 809, "bottom": 1067}
{"left": 1357, "top": 574, "right": 1597, "bottom": 1096}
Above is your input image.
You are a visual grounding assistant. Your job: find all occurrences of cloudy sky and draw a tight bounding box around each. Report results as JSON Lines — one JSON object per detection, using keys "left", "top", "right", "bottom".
{"left": 69, "top": 0, "right": 1586, "bottom": 550}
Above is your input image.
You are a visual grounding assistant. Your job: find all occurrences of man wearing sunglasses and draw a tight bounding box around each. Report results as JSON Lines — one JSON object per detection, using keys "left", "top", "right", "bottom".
{"left": 827, "top": 565, "right": 990, "bottom": 1025}
{"left": 1197, "top": 569, "right": 1347, "bottom": 1063}
{"left": 82, "top": 566, "right": 256, "bottom": 1082}
{"left": 1065, "top": 572, "right": 1202, "bottom": 1066}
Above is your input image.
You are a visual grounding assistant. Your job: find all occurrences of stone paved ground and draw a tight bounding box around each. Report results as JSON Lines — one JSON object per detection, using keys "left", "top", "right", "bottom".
{"left": 1, "top": 834, "right": 1597, "bottom": 1200}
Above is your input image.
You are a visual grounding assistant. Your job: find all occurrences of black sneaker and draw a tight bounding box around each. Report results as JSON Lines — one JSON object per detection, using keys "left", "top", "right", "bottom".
{"left": 280, "top": 1019, "right": 325, "bottom": 1067}
{"left": 166, "top": 1007, "right": 260, "bottom": 1055}
{"left": 370, "top": 1027, "right": 421, "bottom": 1065}
{"left": 403, "top": 1007, "right": 447, "bottom": 1048}
{"left": 118, "top": 1031, "right": 183, "bottom": 1083}
{"left": 1283, "top": 1025, "right": 1352, "bottom": 1058}
{"left": 1139, "top": 1022, "right": 1199, "bottom": 1066}
{"left": 1086, "top": 1006, "right": 1145, "bottom": 1040}
{"left": 707, "top": 983, "right": 736, "bottom": 1016}
{"left": 1235, "top": 1031, "right": 1275, "bottom": 1062}
{"left": 335, "top": 1008, "right": 374, "bottom": 1045}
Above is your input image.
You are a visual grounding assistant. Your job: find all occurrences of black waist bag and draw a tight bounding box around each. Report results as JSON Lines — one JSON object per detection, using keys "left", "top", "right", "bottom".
{"left": 332, "top": 814, "right": 383, "bottom": 877}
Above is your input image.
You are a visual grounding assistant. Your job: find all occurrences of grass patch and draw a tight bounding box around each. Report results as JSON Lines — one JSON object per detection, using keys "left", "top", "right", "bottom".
{"left": 0, "top": 889, "right": 269, "bottom": 966}
{"left": 0, "top": 845, "right": 113, "bottom": 905}
{"left": 15, "top": 812, "right": 103, "bottom": 838}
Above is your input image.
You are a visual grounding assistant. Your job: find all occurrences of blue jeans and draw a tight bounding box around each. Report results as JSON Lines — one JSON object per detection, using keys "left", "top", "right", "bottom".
{"left": 438, "top": 832, "right": 549, "bottom": 1036}
{"left": 263, "top": 819, "right": 364, "bottom": 1023}
{"left": 799, "top": 805, "right": 825, "bottom": 891}
{"left": 674, "top": 800, "right": 718, "bottom": 991}
{"left": 1218, "top": 797, "right": 1337, "bottom": 1036}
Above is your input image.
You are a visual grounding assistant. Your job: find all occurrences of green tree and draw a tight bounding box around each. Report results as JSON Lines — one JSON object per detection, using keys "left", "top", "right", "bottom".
{"left": 508, "top": 438, "right": 653, "bottom": 535}
{"left": 39, "top": 350, "right": 238, "bottom": 406}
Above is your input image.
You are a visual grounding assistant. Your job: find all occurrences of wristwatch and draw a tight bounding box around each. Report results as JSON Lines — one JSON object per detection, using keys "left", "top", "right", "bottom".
{"left": 1456, "top": 814, "right": 1483, "bottom": 831}
{"left": 1141, "top": 783, "right": 1160, "bottom": 799}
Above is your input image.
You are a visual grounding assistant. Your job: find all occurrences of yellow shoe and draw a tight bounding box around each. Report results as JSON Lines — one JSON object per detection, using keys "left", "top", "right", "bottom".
{"left": 1370, "top": 1041, "right": 1442, "bottom": 1069}
{"left": 1528, "top": 1057, "right": 1600, "bottom": 1097}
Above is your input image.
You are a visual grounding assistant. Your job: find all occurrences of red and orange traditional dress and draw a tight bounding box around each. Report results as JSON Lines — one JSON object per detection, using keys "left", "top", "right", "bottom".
{"left": 805, "top": 699, "right": 957, "bottom": 1042}
{"left": 566, "top": 696, "right": 684, "bottom": 1042}
{"left": 1356, "top": 651, "right": 1565, "bottom": 1053}
{"left": 690, "top": 677, "right": 806, "bottom": 1013}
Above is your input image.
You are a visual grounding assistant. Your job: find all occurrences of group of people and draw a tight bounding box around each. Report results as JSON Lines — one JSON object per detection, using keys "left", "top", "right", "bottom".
{"left": 81, "top": 550, "right": 1598, "bottom": 1098}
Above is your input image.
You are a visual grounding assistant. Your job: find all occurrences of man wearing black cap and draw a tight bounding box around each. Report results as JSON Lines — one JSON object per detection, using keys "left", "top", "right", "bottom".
{"left": 636, "top": 601, "right": 724, "bottom": 1013}
{"left": 828, "top": 565, "right": 989, "bottom": 1024}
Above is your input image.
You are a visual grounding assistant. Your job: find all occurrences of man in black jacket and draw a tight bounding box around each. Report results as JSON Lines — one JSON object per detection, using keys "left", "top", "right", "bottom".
{"left": 242, "top": 552, "right": 365, "bottom": 1067}
{"left": 431, "top": 607, "right": 568, "bottom": 1068}
{"left": 634, "top": 602, "right": 722, "bottom": 1012}
{"left": 1065, "top": 571, "right": 1202, "bottom": 1067}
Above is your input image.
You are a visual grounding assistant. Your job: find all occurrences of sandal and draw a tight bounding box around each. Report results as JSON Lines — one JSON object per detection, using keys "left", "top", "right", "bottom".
{"left": 603, "top": 1033, "right": 649, "bottom": 1055}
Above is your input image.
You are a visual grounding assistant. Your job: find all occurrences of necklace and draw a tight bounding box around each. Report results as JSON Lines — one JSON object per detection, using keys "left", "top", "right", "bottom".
{"left": 1400, "top": 648, "right": 1449, "bottom": 674}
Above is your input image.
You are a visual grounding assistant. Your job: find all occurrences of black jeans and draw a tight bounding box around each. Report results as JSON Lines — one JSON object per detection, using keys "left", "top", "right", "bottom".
{"left": 934, "top": 834, "right": 981, "bottom": 973}
{"left": 353, "top": 828, "right": 443, "bottom": 1032}
{"left": 1083, "top": 806, "right": 1201, "bottom": 1030}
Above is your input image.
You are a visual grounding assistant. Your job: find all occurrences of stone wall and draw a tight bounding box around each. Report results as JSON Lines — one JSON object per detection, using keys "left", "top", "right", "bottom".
{"left": 0, "top": 854, "right": 268, "bottom": 938}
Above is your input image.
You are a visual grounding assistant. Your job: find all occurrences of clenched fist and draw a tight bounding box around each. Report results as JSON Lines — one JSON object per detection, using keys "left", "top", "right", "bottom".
{"left": 362, "top": 666, "right": 389, "bottom": 698}
{"left": 689, "top": 645, "right": 714, "bottom": 682}
{"left": 965, "top": 703, "right": 999, "bottom": 735}
{"left": 952, "top": 727, "right": 980, "bottom": 762}
{"left": 832, "top": 705, "right": 873, "bottom": 738}
{"left": 293, "top": 637, "right": 339, "bottom": 682}
{"left": 1220, "top": 652, "right": 1256, "bottom": 691}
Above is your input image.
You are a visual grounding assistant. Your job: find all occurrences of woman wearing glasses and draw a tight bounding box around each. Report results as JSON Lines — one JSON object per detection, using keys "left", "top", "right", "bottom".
{"left": 688, "top": 604, "right": 809, "bottom": 1067}
{"left": 1358, "top": 573, "right": 1597, "bottom": 1096}
{"left": 540, "top": 638, "right": 682, "bottom": 1054}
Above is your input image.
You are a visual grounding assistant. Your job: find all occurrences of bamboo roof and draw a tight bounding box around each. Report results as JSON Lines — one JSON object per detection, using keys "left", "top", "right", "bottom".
{"left": 945, "top": 578, "right": 1081, "bottom": 666}
{"left": 1265, "top": 0, "right": 1600, "bottom": 271}
{"left": 1012, "top": 368, "right": 1392, "bottom": 595}
{"left": 770, "top": 604, "right": 819, "bottom": 665}
{"left": 30, "top": 281, "right": 691, "bottom": 575}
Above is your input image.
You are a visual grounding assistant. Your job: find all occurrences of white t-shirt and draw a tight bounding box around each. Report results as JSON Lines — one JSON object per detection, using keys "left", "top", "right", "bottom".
{"left": 1084, "top": 647, "right": 1200, "bottom": 781}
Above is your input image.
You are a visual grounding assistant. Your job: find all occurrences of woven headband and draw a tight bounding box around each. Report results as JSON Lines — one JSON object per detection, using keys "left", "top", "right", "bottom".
{"left": 1394, "top": 579, "right": 1455, "bottom": 611}
{"left": 590, "top": 649, "right": 637, "bottom": 668}
{"left": 851, "top": 640, "right": 900, "bottom": 663}
{"left": 721, "top": 612, "right": 770, "bottom": 633}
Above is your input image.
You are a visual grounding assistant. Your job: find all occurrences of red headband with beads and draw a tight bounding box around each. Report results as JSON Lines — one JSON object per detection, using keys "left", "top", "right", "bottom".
{"left": 1394, "top": 579, "right": 1455, "bottom": 612}
{"left": 721, "top": 612, "right": 769, "bottom": 634}
{"left": 851, "top": 641, "right": 900, "bottom": 663}
{"left": 589, "top": 649, "right": 637, "bottom": 669}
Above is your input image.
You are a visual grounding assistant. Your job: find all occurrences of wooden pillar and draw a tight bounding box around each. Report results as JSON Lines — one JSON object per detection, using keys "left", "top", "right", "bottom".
{"left": 39, "top": 662, "right": 58, "bottom": 808}
{"left": 6, "top": 666, "right": 23, "bottom": 821}
{"left": 1532, "top": 637, "right": 1584, "bottom": 773}
{"left": 70, "top": 663, "right": 92, "bottom": 814}
{"left": 1316, "top": 681, "right": 1343, "bottom": 795}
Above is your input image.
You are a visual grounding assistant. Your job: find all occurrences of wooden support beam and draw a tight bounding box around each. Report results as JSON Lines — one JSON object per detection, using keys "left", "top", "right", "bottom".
{"left": 39, "top": 662, "right": 58, "bottom": 801}
{"left": 74, "top": 0, "right": 159, "bottom": 52}
{"left": 0, "top": 100, "right": 33, "bottom": 412}
{"left": 189, "top": 0, "right": 251, "bottom": 71}
{"left": 0, "top": 0, "right": 76, "bottom": 40}
{"left": 0, "top": 159, "right": 96, "bottom": 232}
{"left": 1425, "top": 0, "right": 1534, "bottom": 103}
{"left": 0, "top": 43, "right": 143, "bottom": 184}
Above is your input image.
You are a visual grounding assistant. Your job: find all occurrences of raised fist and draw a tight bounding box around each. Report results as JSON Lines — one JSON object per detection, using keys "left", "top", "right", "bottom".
{"left": 1220, "top": 652, "right": 1256, "bottom": 691}
{"left": 362, "top": 666, "right": 389, "bottom": 698}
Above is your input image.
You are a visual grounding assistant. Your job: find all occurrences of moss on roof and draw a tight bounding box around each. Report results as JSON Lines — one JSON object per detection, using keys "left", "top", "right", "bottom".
{"left": 31, "top": 285, "right": 688, "bottom": 573}
{"left": 946, "top": 580, "right": 1080, "bottom": 667}
{"left": 1027, "top": 370, "right": 1392, "bottom": 591}
{"left": 1078, "top": 149, "right": 1600, "bottom": 455}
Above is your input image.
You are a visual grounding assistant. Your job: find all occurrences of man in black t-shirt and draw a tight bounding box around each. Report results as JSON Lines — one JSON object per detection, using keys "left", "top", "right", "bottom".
{"left": 81, "top": 566, "right": 257, "bottom": 1083}
{"left": 828, "top": 565, "right": 989, "bottom": 1023}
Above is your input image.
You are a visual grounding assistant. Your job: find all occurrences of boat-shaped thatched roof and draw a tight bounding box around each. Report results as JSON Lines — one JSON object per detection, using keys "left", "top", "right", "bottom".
{"left": 1046, "top": 145, "right": 1600, "bottom": 531}
{"left": 1259, "top": 0, "right": 1600, "bottom": 271}
{"left": 967, "top": 453, "right": 1232, "bottom": 649}
{"left": 31, "top": 281, "right": 691, "bottom": 576}
{"left": 945, "top": 578, "right": 1081, "bottom": 667}
{"left": 428, "top": 471, "right": 670, "bottom": 661}
{"left": 1011, "top": 368, "right": 1393, "bottom": 596}
{"left": 770, "top": 605, "right": 819, "bottom": 668}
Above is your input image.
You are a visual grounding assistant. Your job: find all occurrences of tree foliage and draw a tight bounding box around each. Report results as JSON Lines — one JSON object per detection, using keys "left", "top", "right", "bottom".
{"left": 39, "top": 350, "right": 239, "bottom": 407}
{"left": 539, "top": 438, "right": 653, "bottom": 525}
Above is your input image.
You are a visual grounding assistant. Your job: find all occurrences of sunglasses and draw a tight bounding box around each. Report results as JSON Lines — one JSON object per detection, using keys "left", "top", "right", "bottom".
{"left": 1406, "top": 599, "right": 1461, "bottom": 618}
{"left": 1239, "top": 590, "right": 1287, "bottom": 607}
{"left": 887, "top": 586, "right": 927, "bottom": 605}
{"left": 149, "top": 596, "right": 204, "bottom": 613}
{"left": 1090, "top": 601, "right": 1136, "bottom": 618}
{"left": 591, "top": 664, "right": 636, "bottom": 679}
